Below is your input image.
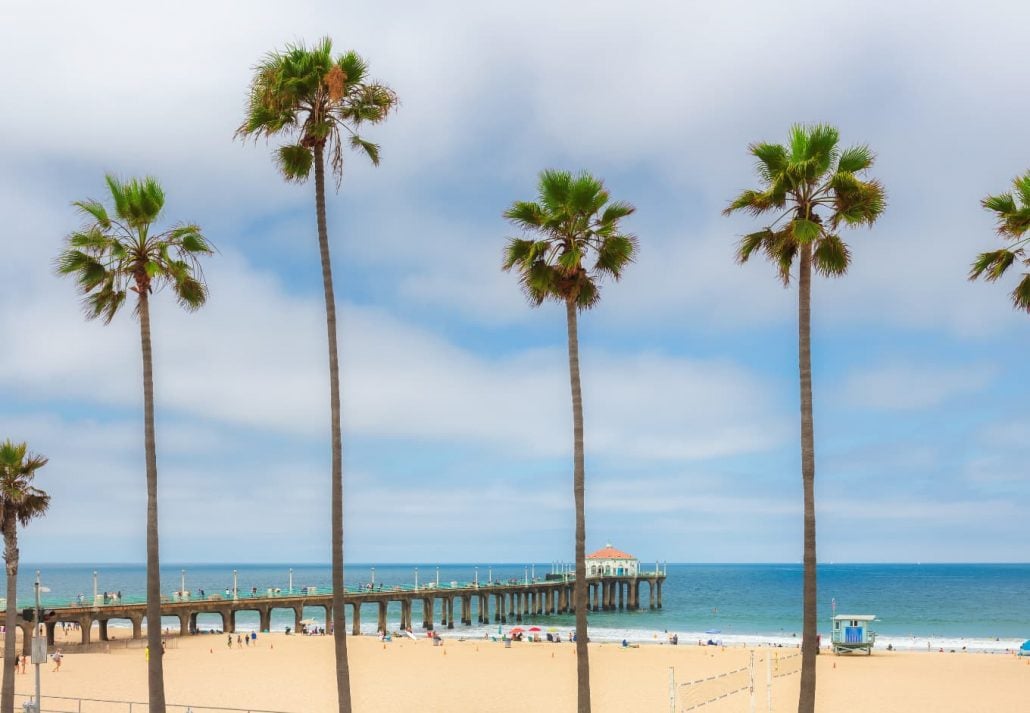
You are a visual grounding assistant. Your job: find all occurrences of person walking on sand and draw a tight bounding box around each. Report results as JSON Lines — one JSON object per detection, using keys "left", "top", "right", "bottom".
{"left": 51, "top": 649, "right": 63, "bottom": 672}
{"left": 227, "top": 634, "right": 233, "bottom": 648}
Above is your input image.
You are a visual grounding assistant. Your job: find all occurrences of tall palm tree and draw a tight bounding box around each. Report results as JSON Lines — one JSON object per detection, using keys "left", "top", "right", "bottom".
{"left": 724, "top": 124, "right": 884, "bottom": 713}
{"left": 235, "top": 38, "right": 397, "bottom": 713}
{"left": 503, "top": 170, "right": 637, "bottom": 713}
{"left": 0, "top": 441, "right": 49, "bottom": 713}
{"left": 969, "top": 170, "right": 1030, "bottom": 311}
{"left": 57, "top": 175, "right": 213, "bottom": 713}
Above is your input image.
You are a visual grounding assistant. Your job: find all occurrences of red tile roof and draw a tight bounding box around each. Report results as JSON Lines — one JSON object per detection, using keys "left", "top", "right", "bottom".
{"left": 587, "top": 545, "right": 635, "bottom": 560}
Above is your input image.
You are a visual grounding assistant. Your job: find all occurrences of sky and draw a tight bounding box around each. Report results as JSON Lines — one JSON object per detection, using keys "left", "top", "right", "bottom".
{"left": 1, "top": 0, "right": 1028, "bottom": 565}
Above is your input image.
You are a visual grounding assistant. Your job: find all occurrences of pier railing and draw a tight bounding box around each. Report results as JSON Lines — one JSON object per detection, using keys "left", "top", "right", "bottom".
{"left": 20, "top": 570, "right": 666, "bottom": 610}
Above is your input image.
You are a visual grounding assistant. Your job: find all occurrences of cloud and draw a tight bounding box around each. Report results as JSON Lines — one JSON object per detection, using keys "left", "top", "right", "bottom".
{"left": 839, "top": 361, "right": 997, "bottom": 411}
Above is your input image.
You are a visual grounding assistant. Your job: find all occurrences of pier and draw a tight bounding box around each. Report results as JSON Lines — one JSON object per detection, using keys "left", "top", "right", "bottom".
{"left": 15, "top": 570, "right": 666, "bottom": 654}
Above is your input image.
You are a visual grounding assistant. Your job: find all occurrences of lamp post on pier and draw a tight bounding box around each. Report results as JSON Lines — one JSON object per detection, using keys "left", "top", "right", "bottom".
{"left": 233, "top": 569, "right": 238, "bottom": 601}
{"left": 181, "top": 569, "right": 186, "bottom": 597}
{"left": 531, "top": 564, "right": 535, "bottom": 581}
{"left": 488, "top": 567, "right": 492, "bottom": 585}
{"left": 414, "top": 567, "right": 419, "bottom": 591}
{"left": 474, "top": 566, "right": 479, "bottom": 588}
{"left": 524, "top": 566, "right": 528, "bottom": 585}
{"left": 371, "top": 567, "right": 376, "bottom": 586}
{"left": 436, "top": 566, "right": 440, "bottom": 588}
{"left": 92, "top": 569, "right": 98, "bottom": 603}
{"left": 289, "top": 568, "right": 293, "bottom": 594}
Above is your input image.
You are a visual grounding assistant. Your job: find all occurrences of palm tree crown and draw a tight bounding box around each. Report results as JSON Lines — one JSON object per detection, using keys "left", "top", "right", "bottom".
{"left": 235, "top": 37, "right": 398, "bottom": 185}
{"left": 0, "top": 441, "right": 49, "bottom": 531}
{"left": 502, "top": 170, "right": 638, "bottom": 306}
{"left": 723, "top": 123, "right": 885, "bottom": 279}
{"left": 969, "top": 170, "right": 1030, "bottom": 311}
{"left": 56, "top": 174, "right": 213, "bottom": 321}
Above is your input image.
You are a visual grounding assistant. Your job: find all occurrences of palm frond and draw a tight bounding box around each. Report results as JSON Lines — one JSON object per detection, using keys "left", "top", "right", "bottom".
{"left": 593, "top": 234, "right": 637, "bottom": 279}
{"left": 813, "top": 234, "right": 851, "bottom": 277}
{"left": 724, "top": 189, "right": 780, "bottom": 216}
{"left": 349, "top": 135, "right": 380, "bottom": 166}
{"left": 237, "top": 40, "right": 396, "bottom": 190}
{"left": 737, "top": 229, "right": 773, "bottom": 264}
{"left": 969, "top": 249, "right": 1017, "bottom": 282}
{"left": 503, "top": 170, "right": 635, "bottom": 310}
{"left": 750, "top": 142, "right": 788, "bottom": 182}
{"left": 276, "top": 144, "right": 313, "bottom": 182}
{"left": 1012, "top": 273, "right": 1030, "bottom": 312}
{"left": 791, "top": 218, "right": 821, "bottom": 244}
{"left": 837, "top": 144, "right": 874, "bottom": 173}
{"left": 74, "top": 199, "right": 111, "bottom": 229}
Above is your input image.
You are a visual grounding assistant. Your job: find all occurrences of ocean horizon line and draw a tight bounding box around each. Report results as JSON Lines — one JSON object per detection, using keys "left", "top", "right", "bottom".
{"left": 18, "top": 560, "right": 1030, "bottom": 567}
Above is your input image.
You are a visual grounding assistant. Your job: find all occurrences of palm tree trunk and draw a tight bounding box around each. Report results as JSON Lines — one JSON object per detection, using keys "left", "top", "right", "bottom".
{"left": 314, "top": 146, "right": 352, "bottom": 713}
{"left": 1, "top": 508, "right": 18, "bottom": 713}
{"left": 138, "top": 288, "right": 166, "bottom": 713}
{"left": 797, "top": 243, "right": 818, "bottom": 713}
{"left": 565, "top": 297, "right": 591, "bottom": 713}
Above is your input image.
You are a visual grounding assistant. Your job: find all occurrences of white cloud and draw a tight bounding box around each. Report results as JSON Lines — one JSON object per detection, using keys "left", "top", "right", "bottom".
{"left": 839, "top": 361, "right": 997, "bottom": 411}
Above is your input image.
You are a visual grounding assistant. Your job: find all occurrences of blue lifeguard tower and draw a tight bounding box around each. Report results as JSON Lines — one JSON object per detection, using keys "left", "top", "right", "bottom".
{"left": 831, "top": 614, "right": 876, "bottom": 655}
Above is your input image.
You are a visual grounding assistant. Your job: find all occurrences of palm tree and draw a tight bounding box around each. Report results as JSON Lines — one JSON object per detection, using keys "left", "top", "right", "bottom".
{"left": 503, "top": 170, "right": 637, "bottom": 713}
{"left": 0, "top": 441, "right": 49, "bottom": 713}
{"left": 969, "top": 170, "right": 1030, "bottom": 310}
{"left": 235, "top": 37, "right": 397, "bottom": 713}
{"left": 57, "top": 175, "right": 213, "bottom": 713}
{"left": 724, "top": 124, "right": 884, "bottom": 713}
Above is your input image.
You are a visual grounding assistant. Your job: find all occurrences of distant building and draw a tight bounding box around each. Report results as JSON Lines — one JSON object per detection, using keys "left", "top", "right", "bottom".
{"left": 586, "top": 543, "right": 639, "bottom": 577}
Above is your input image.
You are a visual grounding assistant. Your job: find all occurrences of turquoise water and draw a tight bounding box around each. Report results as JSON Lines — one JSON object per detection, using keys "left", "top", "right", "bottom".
{"left": 11, "top": 563, "right": 1029, "bottom": 652}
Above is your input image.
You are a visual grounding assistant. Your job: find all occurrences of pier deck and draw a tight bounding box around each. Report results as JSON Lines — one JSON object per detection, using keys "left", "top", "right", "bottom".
{"left": 15, "top": 573, "right": 665, "bottom": 654}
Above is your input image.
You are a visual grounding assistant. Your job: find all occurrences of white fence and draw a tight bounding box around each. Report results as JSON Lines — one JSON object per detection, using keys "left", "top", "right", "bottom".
{"left": 14, "top": 694, "right": 294, "bottom": 713}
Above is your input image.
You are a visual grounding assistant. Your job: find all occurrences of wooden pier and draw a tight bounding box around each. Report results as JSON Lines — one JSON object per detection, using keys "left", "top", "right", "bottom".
{"left": 17, "top": 573, "right": 665, "bottom": 654}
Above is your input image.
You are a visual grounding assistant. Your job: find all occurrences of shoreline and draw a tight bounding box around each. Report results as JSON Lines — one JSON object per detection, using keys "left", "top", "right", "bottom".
{"left": 76, "top": 620, "right": 1027, "bottom": 655}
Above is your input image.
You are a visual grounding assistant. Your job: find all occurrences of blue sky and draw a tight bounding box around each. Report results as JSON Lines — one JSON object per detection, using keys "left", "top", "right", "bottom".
{"left": 1, "top": 0, "right": 1028, "bottom": 564}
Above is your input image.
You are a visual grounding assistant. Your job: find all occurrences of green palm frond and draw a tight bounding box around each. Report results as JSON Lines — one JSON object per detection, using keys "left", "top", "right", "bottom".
{"left": 594, "top": 234, "right": 637, "bottom": 280}
{"left": 73, "top": 199, "right": 111, "bottom": 229}
{"left": 814, "top": 234, "right": 851, "bottom": 277}
{"left": 737, "top": 229, "right": 773, "bottom": 264}
{"left": 837, "top": 145, "right": 874, "bottom": 173}
{"left": 58, "top": 176, "right": 213, "bottom": 323}
{"left": 972, "top": 171, "right": 1030, "bottom": 312}
{"left": 237, "top": 38, "right": 398, "bottom": 188}
{"left": 503, "top": 170, "right": 636, "bottom": 309}
{"left": 969, "top": 249, "right": 1017, "bottom": 282}
{"left": 791, "top": 218, "right": 821, "bottom": 244}
{"left": 1012, "top": 274, "right": 1030, "bottom": 313}
{"left": 727, "top": 124, "right": 883, "bottom": 283}
{"left": 276, "top": 144, "right": 313, "bottom": 181}
{"left": 0, "top": 440, "right": 50, "bottom": 529}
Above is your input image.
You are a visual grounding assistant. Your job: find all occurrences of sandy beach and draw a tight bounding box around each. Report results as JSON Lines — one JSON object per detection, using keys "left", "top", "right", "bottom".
{"left": 3, "top": 628, "right": 1027, "bottom": 712}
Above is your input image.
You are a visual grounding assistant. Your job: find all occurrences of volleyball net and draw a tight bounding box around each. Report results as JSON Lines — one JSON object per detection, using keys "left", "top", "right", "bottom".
{"left": 670, "top": 650, "right": 801, "bottom": 712}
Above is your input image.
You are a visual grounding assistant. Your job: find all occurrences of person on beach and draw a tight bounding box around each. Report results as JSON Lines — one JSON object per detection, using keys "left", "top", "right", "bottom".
{"left": 228, "top": 634, "right": 233, "bottom": 648}
{"left": 237, "top": 634, "right": 242, "bottom": 646}
{"left": 51, "top": 649, "right": 62, "bottom": 672}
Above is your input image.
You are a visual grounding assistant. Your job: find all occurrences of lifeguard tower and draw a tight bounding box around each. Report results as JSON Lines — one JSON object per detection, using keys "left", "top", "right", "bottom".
{"left": 831, "top": 614, "right": 876, "bottom": 655}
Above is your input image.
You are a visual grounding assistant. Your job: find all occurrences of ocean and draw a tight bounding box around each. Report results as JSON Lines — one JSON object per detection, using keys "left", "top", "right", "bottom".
{"left": 10, "top": 563, "right": 1029, "bottom": 653}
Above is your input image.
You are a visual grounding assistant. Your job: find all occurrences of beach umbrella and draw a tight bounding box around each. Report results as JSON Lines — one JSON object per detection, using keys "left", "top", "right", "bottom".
{"left": 510, "top": 627, "right": 524, "bottom": 634}
{"left": 299, "top": 619, "right": 317, "bottom": 626}
{"left": 528, "top": 626, "right": 541, "bottom": 632}
{"left": 1021, "top": 640, "right": 1030, "bottom": 652}
{"left": 547, "top": 627, "right": 558, "bottom": 632}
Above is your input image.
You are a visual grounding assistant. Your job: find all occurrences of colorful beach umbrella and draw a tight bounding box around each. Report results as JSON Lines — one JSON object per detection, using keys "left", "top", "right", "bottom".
{"left": 528, "top": 626, "right": 541, "bottom": 632}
